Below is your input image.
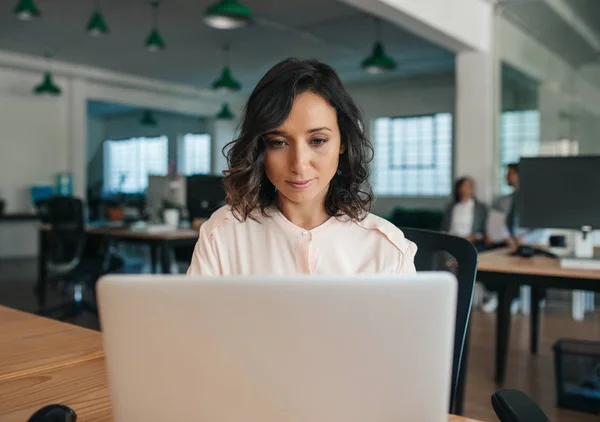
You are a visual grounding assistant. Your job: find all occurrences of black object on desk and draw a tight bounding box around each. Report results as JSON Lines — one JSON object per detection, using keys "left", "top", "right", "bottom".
{"left": 400, "top": 227, "right": 478, "bottom": 416}
{"left": 511, "top": 245, "right": 557, "bottom": 259}
{"left": 28, "top": 404, "right": 76, "bottom": 422}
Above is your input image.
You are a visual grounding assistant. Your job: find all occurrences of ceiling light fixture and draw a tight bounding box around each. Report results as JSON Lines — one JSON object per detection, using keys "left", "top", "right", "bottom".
{"left": 212, "top": 44, "right": 242, "bottom": 92}
{"left": 145, "top": 1, "right": 165, "bottom": 52}
{"left": 216, "top": 103, "right": 235, "bottom": 120}
{"left": 204, "top": 0, "right": 251, "bottom": 30}
{"left": 14, "top": 0, "right": 40, "bottom": 21}
{"left": 87, "top": 0, "right": 109, "bottom": 36}
{"left": 140, "top": 110, "right": 158, "bottom": 126}
{"left": 361, "top": 18, "right": 397, "bottom": 74}
{"left": 34, "top": 53, "right": 61, "bottom": 96}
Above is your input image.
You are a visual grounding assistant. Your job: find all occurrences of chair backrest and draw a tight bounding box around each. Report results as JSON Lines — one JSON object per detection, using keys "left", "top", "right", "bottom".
{"left": 400, "top": 227, "right": 478, "bottom": 414}
{"left": 45, "top": 196, "right": 86, "bottom": 266}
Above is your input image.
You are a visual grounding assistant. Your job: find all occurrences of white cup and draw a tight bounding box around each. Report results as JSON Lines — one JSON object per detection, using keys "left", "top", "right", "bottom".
{"left": 163, "top": 209, "right": 180, "bottom": 228}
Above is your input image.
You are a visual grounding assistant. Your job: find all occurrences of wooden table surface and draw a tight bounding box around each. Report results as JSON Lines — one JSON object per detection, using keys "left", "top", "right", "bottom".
{"left": 39, "top": 224, "right": 200, "bottom": 241}
{"left": 0, "top": 306, "right": 484, "bottom": 422}
{"left": 478, "top": 247, "right": 600, "bottom": 280}
{"left": 87, "top": 226, "right": 199, "bottom": 241}
{"left": 0, "top": 306, "right": 104, "bottom": 382}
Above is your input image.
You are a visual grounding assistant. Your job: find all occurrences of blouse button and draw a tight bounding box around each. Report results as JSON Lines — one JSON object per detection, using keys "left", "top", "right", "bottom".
{"left": 302, "top": 231, "right": 309, "bottom": 236}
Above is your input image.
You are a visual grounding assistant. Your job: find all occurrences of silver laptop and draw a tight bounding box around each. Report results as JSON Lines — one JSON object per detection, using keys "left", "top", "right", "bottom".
{"left": 97, "top": 273, "right": 457, "bottom": 422}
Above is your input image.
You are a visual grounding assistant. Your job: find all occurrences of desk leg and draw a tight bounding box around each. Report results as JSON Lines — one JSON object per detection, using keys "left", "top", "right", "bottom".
{"left": 35, "top": 229, "right": 48, "bottom": 309}
{"left": 530, "top": 287, "right": 543, "bottom": 355}
{"left": 160, "top": 241, "right": 172, "bottom": 274}
{"left": 150, "top": 243, "right": 158, "bottom": 274}
{"left": 495, "top": 285, "right": 516, "bottom": 385}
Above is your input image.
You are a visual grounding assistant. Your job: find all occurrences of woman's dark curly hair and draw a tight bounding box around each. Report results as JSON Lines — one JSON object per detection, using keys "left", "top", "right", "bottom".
{"left": 222, "top": 58, "right": 374, "bottom": 221}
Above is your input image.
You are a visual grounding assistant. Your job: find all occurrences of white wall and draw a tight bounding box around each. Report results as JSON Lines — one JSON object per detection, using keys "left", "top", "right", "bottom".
{"left": 0, "top": 67, "right": 70, "bottom": 212}
{"left": 0, "top": 67, "right": 71, "bottom": 258}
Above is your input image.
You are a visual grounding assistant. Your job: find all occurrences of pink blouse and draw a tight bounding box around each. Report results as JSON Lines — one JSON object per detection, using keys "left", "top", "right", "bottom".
{"left": 187, "top": 206, "right": 417, "bottom": 276}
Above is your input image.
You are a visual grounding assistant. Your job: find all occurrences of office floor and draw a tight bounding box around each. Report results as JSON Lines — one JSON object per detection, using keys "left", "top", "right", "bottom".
{"left": 0, "top": 258, "right": 598, "bottom": 422}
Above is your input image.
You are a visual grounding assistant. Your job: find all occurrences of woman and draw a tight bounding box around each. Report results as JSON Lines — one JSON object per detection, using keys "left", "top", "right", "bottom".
{"left": 187, "top": 58, "right": 416, "bottom": 275}
{"left": 441, "top": 177, "right": 488, "bottom": 246}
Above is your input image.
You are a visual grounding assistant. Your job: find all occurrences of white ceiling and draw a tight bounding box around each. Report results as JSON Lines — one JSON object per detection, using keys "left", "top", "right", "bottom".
{"left": 497, "top": 0, "right": 600, "bottom": 68}
{"left": 0, "top": 0, "right": 455, "bottom": 91}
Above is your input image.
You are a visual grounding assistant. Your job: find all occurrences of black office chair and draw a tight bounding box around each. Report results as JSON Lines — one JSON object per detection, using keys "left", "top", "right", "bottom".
{"left": 400, "top": 228, "right": 478, "bottom": 416}
{"left": 38, "top": 196, "right": 117, "bottom": 321}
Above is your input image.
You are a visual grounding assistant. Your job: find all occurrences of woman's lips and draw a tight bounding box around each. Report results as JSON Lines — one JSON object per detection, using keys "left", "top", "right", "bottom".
{"left": 286, "top": 179, "right": 313, "bottom": 190}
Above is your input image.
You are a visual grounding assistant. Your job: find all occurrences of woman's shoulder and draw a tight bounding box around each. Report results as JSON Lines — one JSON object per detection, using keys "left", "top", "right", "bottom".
{"left": 351, "top": 213, "right": 417, "bottom": 256}
{"left": 199, "top": 205, "right": 267, "bottom": 238}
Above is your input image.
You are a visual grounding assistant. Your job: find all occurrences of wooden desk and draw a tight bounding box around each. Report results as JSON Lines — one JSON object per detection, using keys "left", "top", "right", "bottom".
{"left": 0, "top": 212, "right": 39, "bottom": 222}
{"left": 477, "top": 248, "right": 600, "bottom": 385}
{"left": 0, "top": 309, "right": 483, "bottom": 422}
{"left": 0, "top": 306, "right": 103, "bottom": 382}
{"left": 0, "top": 358, "right": 481, "bottom": 422}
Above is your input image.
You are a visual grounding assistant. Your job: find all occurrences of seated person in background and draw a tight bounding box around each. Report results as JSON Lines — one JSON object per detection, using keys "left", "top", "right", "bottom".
{"left": 187, "top": 58, "right": 417, "bottom": 276}
{"left": 482, "top": 162, "right": 543, "bottom": 314}
{"left": 492, "top": 162, "right": 521, "bottom": 248}
{"left": 441, "top": 177, "right": 489, "bottom": 249}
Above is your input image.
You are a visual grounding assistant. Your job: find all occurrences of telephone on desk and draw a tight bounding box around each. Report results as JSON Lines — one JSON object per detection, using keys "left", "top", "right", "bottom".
{"left": 511, "top": 245, "right": 557, "bottom": 259}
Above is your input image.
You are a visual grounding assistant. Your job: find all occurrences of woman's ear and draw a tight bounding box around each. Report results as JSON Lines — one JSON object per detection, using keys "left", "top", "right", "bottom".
{"left": 339, "top": 142, "right": 346, "bottom": 154}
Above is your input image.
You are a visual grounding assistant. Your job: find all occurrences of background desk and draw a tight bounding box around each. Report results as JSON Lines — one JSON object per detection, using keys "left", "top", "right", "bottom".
{"left": 36, "top": 225, "right": 199, "bottom": 308}
{"left": 477, "top": 248, "right": 600, "bottom": 385}
{"left": 0, "top": 306, "right": 482, "bottom": 422}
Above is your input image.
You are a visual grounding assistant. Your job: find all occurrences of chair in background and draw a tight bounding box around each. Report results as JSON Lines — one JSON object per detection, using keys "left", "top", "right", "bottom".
{"left": 38, "top": 196, "right": 120, "bottom": 321}
{"left": 400, "top": 228, "right": 478, "bottom": 416}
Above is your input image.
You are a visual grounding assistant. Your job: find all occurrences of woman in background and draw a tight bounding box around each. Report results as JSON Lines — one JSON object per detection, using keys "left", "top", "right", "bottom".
{"left": 441, "top": 177, "right": 489, "bottom": 248}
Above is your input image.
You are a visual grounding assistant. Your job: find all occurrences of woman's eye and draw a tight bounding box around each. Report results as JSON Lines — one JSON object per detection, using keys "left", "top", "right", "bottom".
{"left": 267, "top": 139, "right": 286, "bottom": 148}
{"left": 311, "top": 138, "right": 328, "bottom": 146}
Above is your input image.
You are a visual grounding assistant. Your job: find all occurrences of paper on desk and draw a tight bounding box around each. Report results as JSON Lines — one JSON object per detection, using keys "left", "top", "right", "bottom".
{"left": 487, "top": 209, "right": 509, "bottom": 243}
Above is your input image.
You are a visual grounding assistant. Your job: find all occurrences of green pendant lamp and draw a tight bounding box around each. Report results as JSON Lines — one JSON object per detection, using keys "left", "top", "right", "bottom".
{"left": 361, "top": 19, "right": 397, "bottom": 74}
{"left": 34, "top": 53, "right": 61, "bottom": 96}
{"left": 145, "top": 1, "right": 165, "bottom": 51}
{"left": 204, "top": 0, "right": 251, "bottom": 30}
{"left": 212, "top": 45, "right": 242, "bottom": 92}
{"left": 216, "top": 103, "right": 235, "bottom": 120}
{"left": 34, "top": 72, "right": 62, "bottom": 95}
{"left": 141, "top": 110, "right": 158, "bottom": 126}
{"left": 87, "top": 0, "right": 109, "bottom": 36}
{"left": 14, "top": 0, "right": 40, "bottom": 20}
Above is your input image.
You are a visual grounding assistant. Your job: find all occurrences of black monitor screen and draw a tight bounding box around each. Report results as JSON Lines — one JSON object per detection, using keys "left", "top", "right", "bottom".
{"left": 186, "top": 175, "right": 226, "bottom": 220}
{"left": 518, "top": 156, "right": 600, "bottom": 230}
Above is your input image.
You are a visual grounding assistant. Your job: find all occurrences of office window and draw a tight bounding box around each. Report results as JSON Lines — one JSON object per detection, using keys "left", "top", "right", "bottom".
{"left": 179, "top": 133, "right": 211, "bottom": 175}
{"left": 372, "top": 113, "right": 452, "bottom": 196}
{"left": 103, "top": 136, "right": 168, "bottom": 194}
{"left": 499, "top": 110, "right": 539, "bottom": 194}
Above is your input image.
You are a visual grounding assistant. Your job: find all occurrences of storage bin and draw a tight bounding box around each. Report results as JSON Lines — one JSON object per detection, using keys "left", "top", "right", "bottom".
{"left": 553, "top": 339, "right": 600, "bottom": 414}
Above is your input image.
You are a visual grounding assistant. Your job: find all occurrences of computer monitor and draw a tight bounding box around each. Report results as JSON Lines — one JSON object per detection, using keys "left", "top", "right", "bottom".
{"left": 146, "top": 175, "right": 187, "bottom": 221}
{"left": 518, "top": 156, "right": 600, "bottom": 231}
{"left": 186, "top": 174, "right": 226, "bottom": 220}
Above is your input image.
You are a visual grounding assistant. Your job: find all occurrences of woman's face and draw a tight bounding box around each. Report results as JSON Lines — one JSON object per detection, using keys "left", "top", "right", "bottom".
{"left": 263, "top": 91, "right": 343, "bottom": 209}
{"left": 458, "top": 179, "right": 474, "bottom": 201}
